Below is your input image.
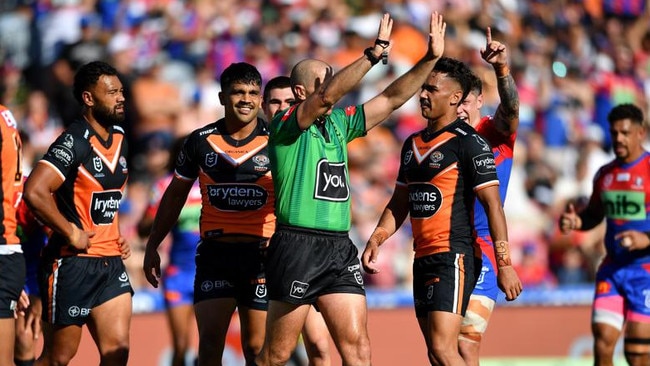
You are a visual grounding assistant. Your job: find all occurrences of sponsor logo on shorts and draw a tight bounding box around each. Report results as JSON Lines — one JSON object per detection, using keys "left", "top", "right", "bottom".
{"left": 408, "top": 183, "right": 442, "bottom": 219}
{"left": 90, "top": 190, "right": 123, "bottom": 225}
{"left": 10, "top": 300, "right": 16, "bottom": 311}
{"left": 200, "top": 280, "right": 233, "bottom": 292}
{"left": 201, "top": 280, "right": 213, "bottom": 292}
{"left": 314, "top": 160, "right": 349, "bottom": 202}
{"left": 644, "top": 290, "right": 650, "bottom": 309}
{"left": 68, "top": 306, "right": 91, "bottom": 317}
{"left": 427, "top": 285, "right": 434, "bottom": 300}
{"left": 207, "top": 183, "right": 268, "bottom": 211}
{"left": 596, "top": 280, "right": 611, "bottom": 295}
{"left": 119, "top": 272, "right": 129, "bottom": 282}
{"left": 255, "top": 284, "right": 267, "bottom": 298}
{"left": 354, "top": 271, "right": 363, "bottom": 285}
{"left": 290, "top": 280, "right": 309, "bottom": 299}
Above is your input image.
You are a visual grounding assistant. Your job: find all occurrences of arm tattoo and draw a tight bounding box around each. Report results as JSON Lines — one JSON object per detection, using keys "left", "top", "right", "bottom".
{"left": 495, "top": 240, "right": 512, "bottom": 268}
{"left": 496, "top": 74, "right": 520, "bottom": 122}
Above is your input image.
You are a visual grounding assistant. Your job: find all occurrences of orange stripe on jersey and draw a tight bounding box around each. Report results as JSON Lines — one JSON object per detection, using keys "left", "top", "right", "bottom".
{"left": 411, "top": 132, "right": 455, "bottom": 163}
{"left": 207, "top": 135, "right": 268, "bottom": 166}
{"left": 89, "top": 134, "right": 124, "bottom": 173}
{"left": 0, "top": 105, "right": 22, "bottom": 245}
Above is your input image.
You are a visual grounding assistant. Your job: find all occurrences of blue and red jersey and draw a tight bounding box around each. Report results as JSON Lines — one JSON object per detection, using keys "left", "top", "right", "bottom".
{"left": 591, "top": 151, "right": 650, "bottom": 264}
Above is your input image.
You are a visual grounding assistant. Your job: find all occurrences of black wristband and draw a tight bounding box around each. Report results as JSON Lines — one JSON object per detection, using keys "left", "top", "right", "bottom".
{"left": 375, "top": 38, "right": 390, "bottom": 48}
{"left": 364, "top": 47, "right": 381, "bottom": 66}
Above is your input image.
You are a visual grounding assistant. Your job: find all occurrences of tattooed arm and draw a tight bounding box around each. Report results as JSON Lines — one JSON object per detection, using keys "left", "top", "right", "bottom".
{"left": 481, "top": 27, "right": 519, "bottom": 136}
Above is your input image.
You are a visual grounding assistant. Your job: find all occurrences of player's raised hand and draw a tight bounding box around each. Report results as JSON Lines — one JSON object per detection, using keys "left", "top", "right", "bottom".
{"left": 425, "top": 12, "right": 446, "bottom": 61}
{"left": 480, "top": 27, "right": 508, "bottom": 67}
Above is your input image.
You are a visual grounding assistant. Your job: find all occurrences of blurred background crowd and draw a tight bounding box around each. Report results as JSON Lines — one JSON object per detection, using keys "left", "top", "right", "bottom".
{"left": 2, "top": 0, "right": 649, "bottom": 294}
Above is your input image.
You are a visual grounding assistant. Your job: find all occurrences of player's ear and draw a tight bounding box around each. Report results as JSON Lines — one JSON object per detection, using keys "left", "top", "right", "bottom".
{"left": 450, "top": 89, "right": 463, "bottom": 106}
{"left": 293, "top": 85, "right": 307, "bottom": 101}
{"left": 82, "top": 91, "right": 94, "bottom": 107}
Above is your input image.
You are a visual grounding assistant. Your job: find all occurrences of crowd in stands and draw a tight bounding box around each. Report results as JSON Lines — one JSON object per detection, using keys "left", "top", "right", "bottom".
{"left": 2, "top": 0, "right": 649, "bottom": 296}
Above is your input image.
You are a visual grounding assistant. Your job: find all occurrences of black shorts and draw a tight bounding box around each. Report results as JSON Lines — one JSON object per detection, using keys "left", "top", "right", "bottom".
{"left": 39, "top": 256, "right": 133, "bottom": 326}
{"left": 413, "top": 252, "right": 480, "bottom": 318}
{"left": 265, "top": 225, "right": 365, "bottom": 305}
{"left": 0, "top": 252, "right": 26, "bottom": 318}
{"left": 193, "top": 239, "right": 268, "bottom": 310}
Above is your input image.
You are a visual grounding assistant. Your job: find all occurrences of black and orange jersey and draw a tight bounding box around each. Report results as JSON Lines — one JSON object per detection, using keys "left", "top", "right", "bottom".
{"left": 39, "top": 120, "right": 128, "bottom": 258}
{"left": 397, "top": 119, "right": 499, "bottom": 258}
{"left": 175, "top": 118, "right": 275, "bottom": 239}
{"left": 0, "top": 105, "right": 23, "bottom": 247}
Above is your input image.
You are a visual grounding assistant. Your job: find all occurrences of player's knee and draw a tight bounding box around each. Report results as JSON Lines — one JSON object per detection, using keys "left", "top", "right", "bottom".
{"left": 99, "top": 346, "right": 129, "bottom": 365}
{"left": 624, "top": 337, "right": 650, "bottom": 366}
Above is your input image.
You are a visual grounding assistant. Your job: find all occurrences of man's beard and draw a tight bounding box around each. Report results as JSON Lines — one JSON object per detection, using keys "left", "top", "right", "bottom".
{"left": 93, "top": 104, "right": 124, "bottom": 128}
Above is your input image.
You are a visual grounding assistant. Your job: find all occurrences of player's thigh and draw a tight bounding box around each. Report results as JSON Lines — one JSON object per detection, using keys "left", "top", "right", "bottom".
{"left": 0, "top": 318, "right": 15, "bottom": 363}
{"left": 87, "top": 292, "right": 132, "bottom": 351}
{"left": 238, "top": 306, "right": 266, "bottom": 351}
{"left": 43, "top": 323, "right": 84, "bottom": 362}
{"left": 302, "top": 307, "right": 330, "bottom": 344}
{"left": 624, "top": 321, "right": 650, "bottom": 353}
{"left": 166, "top": 303, "right": 195, "bottom": 340}
{"left": 429, "top": 310, "right": 463, "bottom": 347}
{"left": 317, "top": 293, "right": 368, "bottom": 345}
{"left": 265, "top": 301, "right": 311, "bottom": 352}
{"left": 194, "top": 298, "right": 236, "bottom": 342}
{"left": 460, "top": 294, "right": 496, "bottom": 340}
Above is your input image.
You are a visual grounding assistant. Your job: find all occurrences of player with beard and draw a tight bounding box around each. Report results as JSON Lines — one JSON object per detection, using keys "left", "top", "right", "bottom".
{"left": 24, "top": 61, "right": 133, "bottom": 366}
{"left": 560, "top": 104, "right": 650, "bottom": 366}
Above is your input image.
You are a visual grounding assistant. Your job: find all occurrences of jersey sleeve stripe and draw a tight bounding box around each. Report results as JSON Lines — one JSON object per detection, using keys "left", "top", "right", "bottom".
{"left": 174, "top": 171, "right": 195, "bottom": 181}
{"left": 473, "top": 180, "right": 499, "bottom": 192}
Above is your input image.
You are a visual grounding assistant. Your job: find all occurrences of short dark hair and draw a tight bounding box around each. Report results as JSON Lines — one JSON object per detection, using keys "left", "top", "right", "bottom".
{"left": 220, "top": 62, "right": 262, "bottom": 92}
{"left": 607, "top": 103, "right": 645, "bottom": 126}
{"left": 73, "top": 61, "right": 119, "bottom": 105}
{"left": 468, "top": 71, "right": 482, "bottom": 96}
{"left": 263, "top": 76, "right": 291, "bottom": 103}
{"left": 432, "top": 57, "right": 473, "bottom": 103}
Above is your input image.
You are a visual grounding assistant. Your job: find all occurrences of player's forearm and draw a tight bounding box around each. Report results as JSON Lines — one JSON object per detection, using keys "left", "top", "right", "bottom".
{"left": 493, "top": 66, "right": 520, "bottom": 132}
{"left": 145, "top": 196, "right": 185, "bottom": 251}
{"left": 320, "top": 47, "right": 383, "bottom": 106}
{"left": 24, "top": 191, "right": 75, "bottom": 240}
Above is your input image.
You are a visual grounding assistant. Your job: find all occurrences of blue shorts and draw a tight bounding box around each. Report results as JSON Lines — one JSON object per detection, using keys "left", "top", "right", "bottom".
{"left": 162, "top": 264, "right": 195, "bottom": 308}
{"left": 594, "top": 259, "right": 650, "bottom": 320}
{"left": 471, "top": 235, "right": 499, "bottom": 301}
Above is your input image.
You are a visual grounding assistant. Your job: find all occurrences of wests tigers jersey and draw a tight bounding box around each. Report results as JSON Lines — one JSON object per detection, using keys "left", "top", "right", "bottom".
{"left": 397, "top": 119, "right": 499, "bottom": 258}
{"left": 175, "top": 118, "right": 275, "bottom": 239}
{"left": 0, "top": 105, "right": 23, "bottom": 248}
{"left": 39, "top": 120, "right": 128, "bottom": 258}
